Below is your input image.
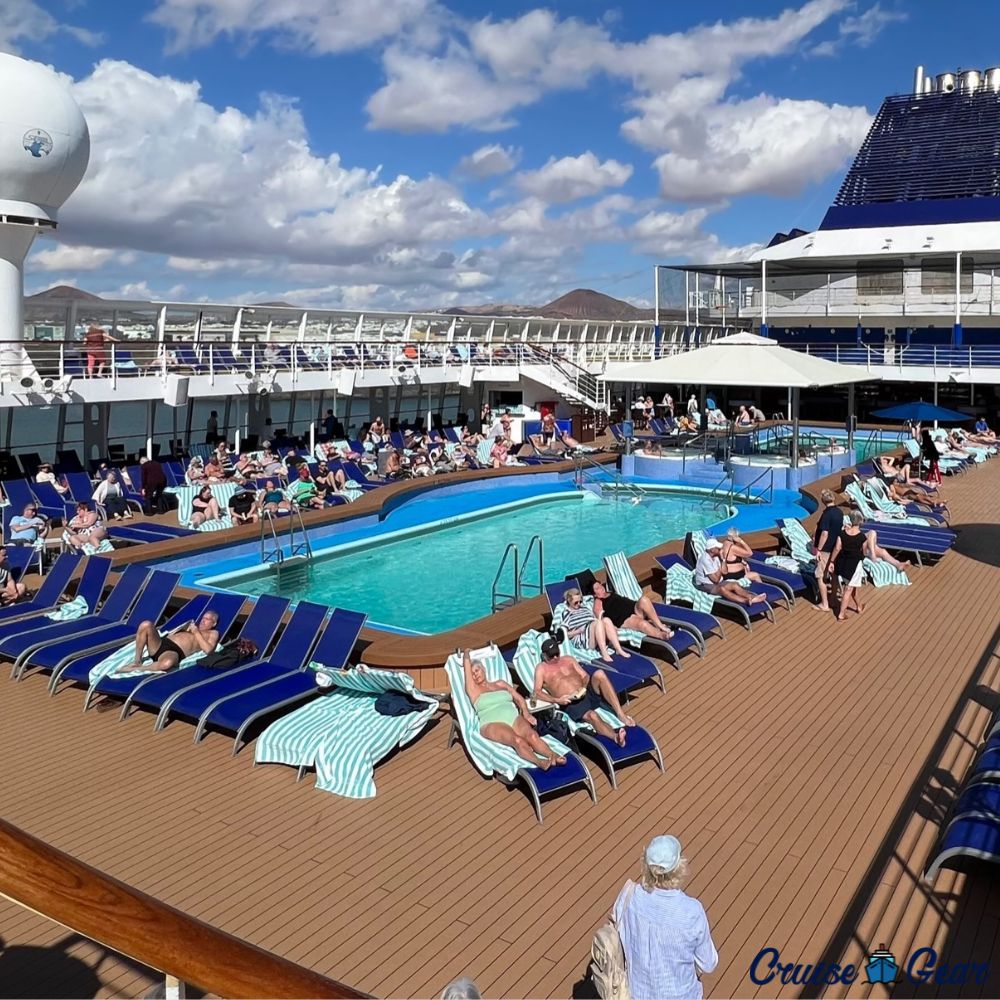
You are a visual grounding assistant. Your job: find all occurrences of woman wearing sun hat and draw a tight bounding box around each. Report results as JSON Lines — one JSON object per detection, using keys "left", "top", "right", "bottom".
{"left": 612, "top": 834, "right": 718, "bottom": 999}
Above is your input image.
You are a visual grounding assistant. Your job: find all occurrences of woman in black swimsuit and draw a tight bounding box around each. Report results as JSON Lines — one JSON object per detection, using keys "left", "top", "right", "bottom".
{"left": 190, "top": 485, "right": 222, "bottom": 526}
{"left": 830, "top": 511, "right": 866, "bottom": 621}
{"left": 720, "top": 530, "right": 763, "bottom": 583}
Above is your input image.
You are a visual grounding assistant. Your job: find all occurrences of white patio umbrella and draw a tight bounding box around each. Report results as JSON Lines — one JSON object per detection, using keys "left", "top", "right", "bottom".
{"left": 601, "top": 332, "right": 878, "bottom": 467}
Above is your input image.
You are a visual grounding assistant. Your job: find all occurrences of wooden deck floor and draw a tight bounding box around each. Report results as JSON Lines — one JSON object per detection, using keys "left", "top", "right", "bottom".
{"left": 3, "top": 464, "right": 1000, "bottom": 998}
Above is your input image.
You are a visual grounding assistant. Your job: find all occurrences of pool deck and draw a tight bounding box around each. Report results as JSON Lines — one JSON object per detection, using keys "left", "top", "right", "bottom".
{"left": 2, "top": 457, "right": 1000, "bottom": 997}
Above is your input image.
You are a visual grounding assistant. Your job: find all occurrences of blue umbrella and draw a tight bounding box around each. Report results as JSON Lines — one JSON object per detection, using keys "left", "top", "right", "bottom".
{"left": 871, "top": 401, "right": 970, "bottom": 423}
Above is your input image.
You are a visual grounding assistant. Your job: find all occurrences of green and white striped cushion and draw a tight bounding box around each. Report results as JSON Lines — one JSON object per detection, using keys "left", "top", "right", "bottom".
{"left": 476, "top": 439, "right": 493, "bottom": 465}
{"left": 845, "top": 482, "right": 929, "bottom": 526}
{"left": 663, "top": 563, "right": 718, "bottom": 614}
{"left": 255, "top": 667, "right": 438, "bottom": 798}
{"left": 864, "top": 479, "right": 907, "bottom": 516}
{"left": 862, "top": 557, "right": 910, "bottom": 588}
{"left": 603, "top": 551, "right": 643, "bottom": 601}
{"left": 443, "top": 646, "right": 572, "bottom": 782}
{"left": 46, "top": 595, "right": 88, "bottom": 621}
{"left": 512, "top": 629, "right": 622, "bottom": 737}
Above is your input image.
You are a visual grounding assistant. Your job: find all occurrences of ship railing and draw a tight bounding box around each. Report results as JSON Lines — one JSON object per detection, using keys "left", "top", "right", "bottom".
{"left": 0, "top": 816, "right": 367, "bottom": 999}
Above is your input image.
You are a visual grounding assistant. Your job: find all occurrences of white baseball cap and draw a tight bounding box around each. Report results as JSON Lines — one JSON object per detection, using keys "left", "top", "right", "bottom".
{"left": 645, "top": 834, "right": 682, "bottom": 872}
{"left": 704, "top": 537, "right": 723, "bottom": 551}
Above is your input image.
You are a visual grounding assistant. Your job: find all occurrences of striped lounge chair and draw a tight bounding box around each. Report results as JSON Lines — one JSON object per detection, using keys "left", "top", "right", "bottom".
{"left": 778, "top": 518, "right": 909, "bottom": 588}
{"left": 511, "top": 629, "right": 663, "bottom": 789}
{"left": 443, "top": 645, "right": 596, "bottom": 823}
{"left": 862, "top": 477, "right": 950, "bottom": 525}
{"left": 603, "top": 551, "right": 722, "bottom": 644}
{"left": 654, "top": 554, "right": 774, "bottom": 631}
{"left": 254, "top": 666, "right": 439, "bottom": 797}
{"left": 685, "top": 530, "right": 798, "bottom": 608}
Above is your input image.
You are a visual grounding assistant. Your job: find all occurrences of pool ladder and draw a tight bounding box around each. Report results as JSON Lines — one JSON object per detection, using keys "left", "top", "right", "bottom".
{"left": 491, "top": 535, "right": 544, "bottom": 613}
{"left": 260, "top": 505, "right": 314, "bottom": 572}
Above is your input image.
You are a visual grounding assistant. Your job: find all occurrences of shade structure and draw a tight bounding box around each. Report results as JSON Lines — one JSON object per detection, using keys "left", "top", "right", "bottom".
{"left": 602, "top": 332, "right": 876, "bottom": 389}
{"left": 870, "top": 402, "right": 970, "bottom": 423}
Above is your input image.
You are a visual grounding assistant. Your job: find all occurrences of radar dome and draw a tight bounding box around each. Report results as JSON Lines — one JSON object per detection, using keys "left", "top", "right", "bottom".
{"left": 0, "top": 52, "right": 90, "bottom": 225}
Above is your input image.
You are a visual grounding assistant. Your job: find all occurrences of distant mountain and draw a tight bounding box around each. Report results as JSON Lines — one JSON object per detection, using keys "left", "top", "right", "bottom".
{"left": 440, "top": 288, "right": 659, "bottom": 321}
{"left": 26, "top": 284, "right": 103, "bottom": 302}
{"left": 254, "top": 300, "right": 298, "bottom": 308}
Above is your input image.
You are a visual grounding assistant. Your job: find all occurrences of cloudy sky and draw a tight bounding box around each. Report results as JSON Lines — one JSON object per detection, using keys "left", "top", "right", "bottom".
{"left": 3, "top": 0, "right": 975, "bottom": 309}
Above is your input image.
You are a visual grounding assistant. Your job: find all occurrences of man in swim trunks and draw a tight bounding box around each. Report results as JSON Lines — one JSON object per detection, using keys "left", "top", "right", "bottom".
{"left": 532, "top": 638, "right": 635, "bottom": 746}
{"left": 119, "top": 610, "right": 220, "bottom": 673}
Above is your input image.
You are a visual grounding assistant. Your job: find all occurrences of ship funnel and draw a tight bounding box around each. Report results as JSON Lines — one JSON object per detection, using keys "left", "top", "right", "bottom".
{"left": 914, "top": 65, "right": 925, "bottom": 95}
{"left": 960, "top": 69, "right": 982, "bottom": 93}
{"left": 985, "top": 67, "right": 1000, "bottom": 93}
{"left": 936, "top": 72, "right": 957, "bottom": 94}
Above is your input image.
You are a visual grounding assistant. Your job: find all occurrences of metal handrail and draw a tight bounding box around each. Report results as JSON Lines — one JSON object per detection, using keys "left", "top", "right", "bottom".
{"left": 573, "top": 452, "right": 648, "bottom": 503}
{"left": 491, "top": 542, "right": 519, "bottom": 613}
{"left": 517, "top": 534, "right": 544, "bottom": 600}
{"left": 680, "top": 430, "right": 725, "bottom": 473}
{"left": 737, "top": 465, "right": 775, "bottom": 504}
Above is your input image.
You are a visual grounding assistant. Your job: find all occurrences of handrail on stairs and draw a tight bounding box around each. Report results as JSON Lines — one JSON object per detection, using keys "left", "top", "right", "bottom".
{"left": 492, "top": 542, "right": 519, "bottom": 613}
{"left": 517, "top": 534, "right": 544, "bottom": 600}
{"left": 573, "top": 452, "right": 647, "bottom": 503}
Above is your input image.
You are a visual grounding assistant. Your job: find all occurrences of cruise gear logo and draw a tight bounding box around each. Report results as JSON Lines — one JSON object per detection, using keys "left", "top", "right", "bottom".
{"left": 23, "top": 128, "right": 53, "bottom": 157}
{"left": 748, "top": 944, "right": 988, "bottom": 987}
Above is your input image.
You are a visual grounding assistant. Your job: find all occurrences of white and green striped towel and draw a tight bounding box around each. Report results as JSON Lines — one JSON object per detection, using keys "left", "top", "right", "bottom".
{"left": 46, "top": 595, "right": 88, "bottom": 621}
{"left": 256, "top": 667, "right": 438, "bottom": 798}
{"left": 663, "top": 563, "right": 718, "bottom": 614}
{"left": 604, "top": 551, "right": 644, "bottom": 602}
{"left": 82, "top": 538, "right": 115, "bottom": 555}
{"left": 551, "top": 596, "right": 643, "bottom": 650}
{"left": 87, "top": 638, "right": 220, "bottom": 683}
{"left": 443, "top": 646, "right": 573, "bottom": 783}
{"left": 779, "top": 519, "right": 819, "bottom": 569}
{"left": 512, "top": 629, "right": 623, "bottom": 738}
{"left": 845, "top": 482, "right": 929, "bottom": 526}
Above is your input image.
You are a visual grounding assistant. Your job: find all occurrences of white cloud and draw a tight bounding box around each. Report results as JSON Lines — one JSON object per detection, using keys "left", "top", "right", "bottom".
{"left": 0, "top": 0, "right": 102, "bottom": 53}
{"left": 514, "top": 153, "right": 632, "bottom": 204}
{"left": 29, "top": 243, "right": 117, "bottom": 271}
{"left": 455, "top": 143, "right": 520, "bottom": 179}
{"left": 366, "top": 45, "right": 536, "bottom": 132}
{"left": 812, "top": 2, "right": 907, "bottom": 54}
{"left": 640, "top": 95, "right": 871, "bottom": 201}
{"left": 148, "top": 0, "right": 438, "bottom": 54}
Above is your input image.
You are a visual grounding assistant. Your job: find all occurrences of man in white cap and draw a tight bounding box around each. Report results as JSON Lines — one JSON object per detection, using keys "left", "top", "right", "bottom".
{"left": 694, "top": 537, "right": 767, "bottom": 606}
{"left": 611, "top": 834, "right": 718, "bottom": 999}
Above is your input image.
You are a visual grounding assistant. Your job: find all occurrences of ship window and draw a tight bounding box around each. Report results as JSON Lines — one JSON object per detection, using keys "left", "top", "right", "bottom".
{"left": 856, "top": 261, "right": 903, "bottom": 296}
{"left": 921, "top": 257, "right": 974, "bottom": 295}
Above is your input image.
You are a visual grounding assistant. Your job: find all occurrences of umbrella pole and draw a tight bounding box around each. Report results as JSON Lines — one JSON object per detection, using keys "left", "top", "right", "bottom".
{"left": 791, "top": 387, "right": 800, "bottom": 469}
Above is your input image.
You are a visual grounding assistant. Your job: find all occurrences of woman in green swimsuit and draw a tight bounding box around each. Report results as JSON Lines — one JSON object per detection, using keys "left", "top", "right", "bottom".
{"left": 462, "top": 650, "right": 566, "bottom": 770}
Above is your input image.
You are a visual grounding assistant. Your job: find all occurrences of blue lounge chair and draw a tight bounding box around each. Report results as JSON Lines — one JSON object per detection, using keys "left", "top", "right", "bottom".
{"left": 0, "top": 557, "right": 113, "bottom": 667}
{"left": 777, "top": 517, "right": 951, "bottom": 568}
{"left": 42, "top": 570, "right": 181, "bottom": 692}
{"left": 120, "top": 594, "right": 290, "bottom": 721}
{"left": 511, "top": 629, "right": 663, "bottom": 789}
{"left": 174, "top": 344, "right": 208, "bottom": 374}
{"left": 923, "top": 783, "right": 1000, "bottom": 881}
{"left": 559, "top": 570, "right": 703, "bottom": 668}
{"left": 4, "top": 477, "right": 63, "bottom": 521}
{"left": 544, "top": 579, "right": 664, "bottom": 692}
{"left": 108, "top": 524, "right": 198, "bottom": 544}
{"left": 64, "top": 471, "right": 96, "bottom": 505}
{"left": 444, "top": 644, "right": 596, "bottom": 823}
{"left": 30, "top": 478, "right": 72, "bottom": 515}
{"left": 0, "top": 552, "right": 82, "bottom": 625}
{"left": 84, "top": 591, "right": 247, "bottom": 711}
{"left": 193, "top": 608, "right": 368, "bottom": 752}
{"left": 7, "top": 564, "right": 154, "bottom": 681}
{"left": 655, "top": 553, "right": 774, "bottom": 630}
{"left": 153, "top": 600, "right": 329, "bottom": 734}
{"left": 603, "top": 551, "right": 724, "bottom": 644}
{"left": 685, "top": 530, "right": 806, "bottom": 605}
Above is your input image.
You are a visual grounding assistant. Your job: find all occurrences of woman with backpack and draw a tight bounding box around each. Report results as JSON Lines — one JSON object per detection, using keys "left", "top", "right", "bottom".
{"left": 596, "top": 835, "right": 717, "bottom": 999}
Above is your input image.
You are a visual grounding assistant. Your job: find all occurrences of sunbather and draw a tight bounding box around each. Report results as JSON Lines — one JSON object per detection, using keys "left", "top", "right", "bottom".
{"left": 694, "top": 537, "right": 766, "bottom": 605}
{"left": 560, "top": 586, "right": 632, "bottom": 663}
{"left": 116, "top": 610, "right": 220, "bottom": 673}
{"left": 863, "top": 526, "right": 911, "bottom": 572}
{"left": 532, "top": 638, "right": 635, "bottom": 747}
{"left": 588, "top": 579, "right": 675, "bottom": 641}
{"left": 190, "top": 485, "right": 222, "bottom": 526}
{"left": 461, "top": 649, "right": 565, "bottom": 770}
{"left": 721, "top": 528, "right": 763, "bottom": 583}
{"left": 0, "top": 546, "right": 26, "bottom": 605}
{"left": 260, "top": 479, "right": 290, "bottom": 516}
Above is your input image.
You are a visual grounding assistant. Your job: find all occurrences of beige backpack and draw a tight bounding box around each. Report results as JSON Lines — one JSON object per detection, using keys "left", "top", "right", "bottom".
{"left": 591, "top": 881, "right": 636, "bottom": 1000}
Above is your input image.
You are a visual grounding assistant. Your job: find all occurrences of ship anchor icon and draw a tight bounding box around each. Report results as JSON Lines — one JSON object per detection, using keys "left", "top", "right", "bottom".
{"left": 865, "top": 945, "right": 899, "bottom": 984}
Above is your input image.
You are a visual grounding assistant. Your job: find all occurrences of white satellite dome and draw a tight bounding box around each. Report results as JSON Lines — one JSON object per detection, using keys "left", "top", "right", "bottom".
{"left": 0, "top": 52, "right": 90, "bottom": 225}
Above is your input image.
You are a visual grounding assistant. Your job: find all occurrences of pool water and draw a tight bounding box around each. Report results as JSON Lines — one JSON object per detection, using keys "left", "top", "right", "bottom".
{"left": 211, "top": 492, "right": 722, "bottom": 634}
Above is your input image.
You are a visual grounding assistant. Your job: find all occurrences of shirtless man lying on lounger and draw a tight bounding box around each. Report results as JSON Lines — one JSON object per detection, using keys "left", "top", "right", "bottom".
{"left": 117, "top": 610, "right": 220, "bottom": 673}
{"left": 532, "top": 637, "right": 635, "bottom": 747}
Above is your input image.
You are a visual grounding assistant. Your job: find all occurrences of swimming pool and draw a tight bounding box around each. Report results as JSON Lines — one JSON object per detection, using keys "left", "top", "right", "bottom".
{"left": 169, "top": 477, "right": 810, "bottom": 635}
